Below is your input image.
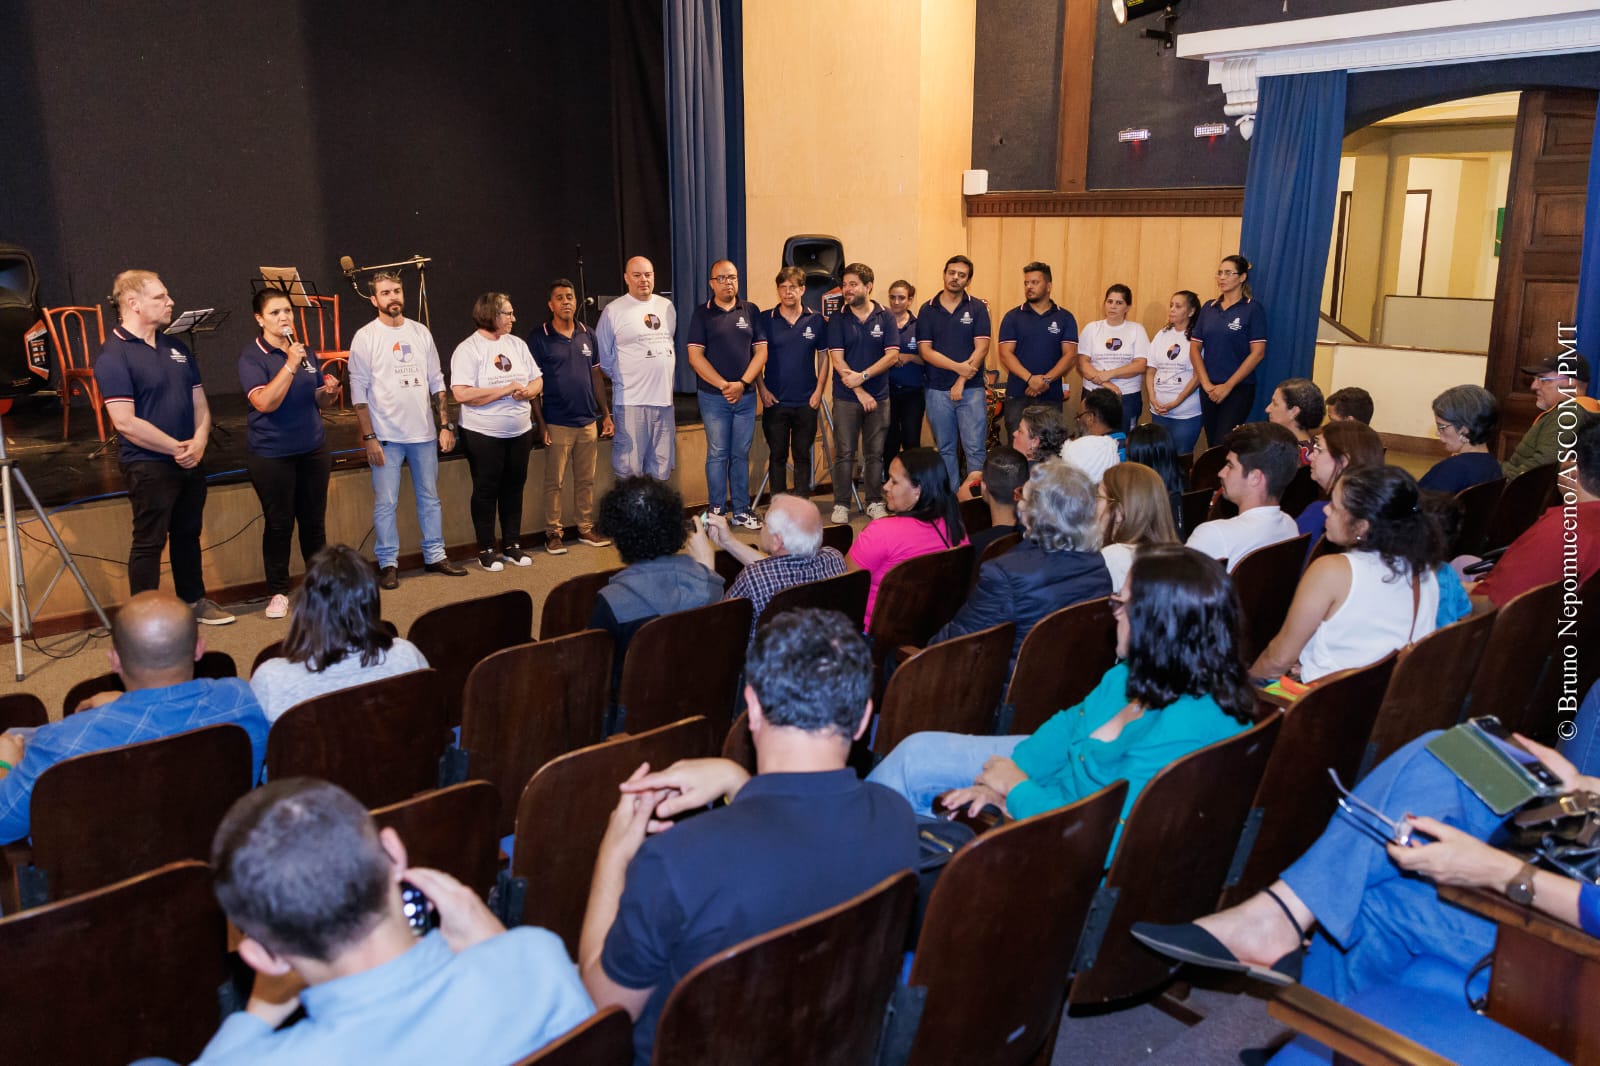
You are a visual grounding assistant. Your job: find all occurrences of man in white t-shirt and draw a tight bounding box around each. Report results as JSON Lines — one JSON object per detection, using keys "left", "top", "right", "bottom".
{"left": 349, "top": 271, "right": 468, "bottom": 590}
{"left": 1185, "top": 422, "right": 1301, "bottom": 572}
{"left": 596, "top": 256, "right": 677, "bottom": 479}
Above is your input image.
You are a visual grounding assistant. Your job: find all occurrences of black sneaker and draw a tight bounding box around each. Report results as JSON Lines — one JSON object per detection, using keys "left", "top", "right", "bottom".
{"left": 501, "top": 544, "right": 532, "bottom": 567}
{"left": 477, "top": 549, "right": 504, "bottom": 572}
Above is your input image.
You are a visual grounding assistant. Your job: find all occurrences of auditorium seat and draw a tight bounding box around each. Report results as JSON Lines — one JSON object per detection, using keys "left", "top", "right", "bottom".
{"left": 0, "top": 693, "right": 46, "bottom": 731}
{"left": 999, "top": 597, "right": 1117, "bottom": 735}
{"left": 871, "top": 622, "right": 1013, "bottom": 759}
{"left": 61, "top": 650, "right": 237, "bottom": 716}
{"left": 1465, "top": 580, "right": 1560, "bottom": 739}
{"left": 1279, "top": 466, "right": 1320, "bottom": 518}
{"left": 614, "top": 598, "right": 750, "bottom": 737}
{"left": 512, "top": 1006, "right": 633, "bottom": 1066}
{"left": 971, "top": 529, "right": 1022, "bottom": 586}
{"left": 712, "top": 549, "right": 743, "bottom": 586}
{"left": 539, "top": 568, "right": 621, "bottom": 640}
{"left": 370, "top": 781, "right": 500, "bottom": 900}
{"left": 408, "top": 590, "right": 533, "bottom": 729}
{"left": 960, "top": 495, "right": 992, "bottom": 536}
{"left": 1485, "top": 463, "right": 1557, "bottom": 554}
{"left": 1362, "top": 609, "right": 1497, "bottom": 777}
{"left": 1232, "top": 534, "right": 1311, "bottom": 663}
{"left": 755, "top": 568, "right": 870, "bottom": 632}
{"left": 820, "top": 522, "right": 855, "bottom": 555}
{"left": 866, "top": 544, "right": 974, "bottom": 699}
{"left": 1189, "top": 443, "right": 1228, "bottom": 492}
{"left": 1180, "top": 487, "right": 1215, "bottom": 536}
{"left": 1452, "top": 477, "right": 1506, "bottom": 557}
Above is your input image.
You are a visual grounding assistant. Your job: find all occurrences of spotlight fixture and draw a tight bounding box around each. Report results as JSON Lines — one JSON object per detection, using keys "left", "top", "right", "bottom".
{"left": 1112, "top": 0, "right": 1182, "bottom": 49}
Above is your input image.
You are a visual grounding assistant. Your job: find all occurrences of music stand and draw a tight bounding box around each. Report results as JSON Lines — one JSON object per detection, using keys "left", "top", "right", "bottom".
{"left": 166, "top": 308, "right": 233, "bottom": 444}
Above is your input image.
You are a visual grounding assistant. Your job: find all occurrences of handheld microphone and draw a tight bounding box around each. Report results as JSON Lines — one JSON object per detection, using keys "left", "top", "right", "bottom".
{"left": 284, "top": 323, "right": 315, "bottom": 373}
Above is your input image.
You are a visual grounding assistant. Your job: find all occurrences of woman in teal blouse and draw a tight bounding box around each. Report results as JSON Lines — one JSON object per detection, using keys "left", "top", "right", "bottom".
{"left": 867, "top": 544, "right": 1260, "bottom": 825}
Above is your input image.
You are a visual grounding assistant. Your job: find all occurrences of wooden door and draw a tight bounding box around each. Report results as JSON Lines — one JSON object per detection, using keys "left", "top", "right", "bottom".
{"left": 1486, "top": 90, "right": 1596, "bottom": 457}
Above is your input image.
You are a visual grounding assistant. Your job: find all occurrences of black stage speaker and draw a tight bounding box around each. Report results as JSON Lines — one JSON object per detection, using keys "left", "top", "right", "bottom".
{"left": 0, "top": 243, "right": 48, "bottom": 398}
{"left": 782, "top": 234, "right": 844, "bottom": 314}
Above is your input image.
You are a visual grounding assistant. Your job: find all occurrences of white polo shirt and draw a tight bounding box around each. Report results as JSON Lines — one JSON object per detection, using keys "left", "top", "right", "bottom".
{"left": 1186, "top": 505, "right": 1300, "bottom": 572}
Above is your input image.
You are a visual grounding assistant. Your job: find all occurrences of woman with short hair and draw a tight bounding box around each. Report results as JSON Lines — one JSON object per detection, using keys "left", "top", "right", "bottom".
{"left": 1267, "top": 377, "right": 1326, "bottom": 462}
{"left": 1012, "top": 403, "right": 1071, "bottom": 465}
{"left": 1077, "top": 283, "right": 1149, "bottom": 435}
{"left": 1097, "top": 462, "right": 1180, "bottom": 591}
{"left": 249, "top": 544, "right": 429, "bottom": 722}
{"left": 1420, "top": 384, "right": 1501, "bottom": 494}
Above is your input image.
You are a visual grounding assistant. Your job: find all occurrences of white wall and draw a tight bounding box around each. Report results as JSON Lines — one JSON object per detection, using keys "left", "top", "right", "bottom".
{"left": 1324, "top": 342, "right": 1488, "bottom": 439}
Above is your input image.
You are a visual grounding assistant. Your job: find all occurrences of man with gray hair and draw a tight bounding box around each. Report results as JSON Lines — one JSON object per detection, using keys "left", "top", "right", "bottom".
{"left": 687, "top": 494, "right": 846, "bottom": 644}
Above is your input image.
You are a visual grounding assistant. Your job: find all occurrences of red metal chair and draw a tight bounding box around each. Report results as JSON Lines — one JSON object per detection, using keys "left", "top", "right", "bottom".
{"left": 42, "top": 305, "right": 107, "bottom": 441}
{"left": 298, "top": 294, "right": 350, "bottom": 409}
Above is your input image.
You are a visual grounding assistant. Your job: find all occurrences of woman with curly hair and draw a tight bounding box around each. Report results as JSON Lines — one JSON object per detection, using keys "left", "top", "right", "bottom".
{"left": 1011, "top": 403, "right": 1072, "bottom": 466}
{"left": 868, "top": 544, "right": 1259, "bottom": 830}
{"left": 1252, "top": 464, "right": 1444, "bottom": 684}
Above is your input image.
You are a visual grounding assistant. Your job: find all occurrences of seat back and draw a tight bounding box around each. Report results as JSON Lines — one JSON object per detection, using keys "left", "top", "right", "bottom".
{"left": 462, "top": 631, "right": 612, "bottom": 837}
{"left": 873, "top": 623, "right": 1014, "bottom": 756}
{"left": 820, "top": 523, "right": 855, "bottom": 555}
{"left": 1466, "top": 581, "right": 1561, "bottom": 738}
{"left": 370, "top": 782, "right": 500, "bottom": 899}
{"left": 971, "top": 530, "right": 1023, "bottom": 587}
{"left": 0, "top": 693, "right": 46, "bottom": 731}
{"left": 617, "top": 598, "right": 752, "bottom": 737}
{"left": 721, "top": 711, "right": 757, "bottom": 775}
{"left": 512, "top": 717, "right": 716, "bottom": 954}
{"left": 266, "top": 669, "right": 448, "bottom": 808}
{"left": 1189, "top": 443, "right": 1228, "bottom": 491}
{"left": 0, "top": 861, "right": 228, "bottom": 1065}
{"left": 908, "top": 783, "right": 1126, "bottom": 1066}
{"left": 1279, "top": 466, "right": 1320, "bottom": 518}
{"left": 867, "top": 544, "right": 974, "bottom": 686}
{"left": 1219, "top": 657, "right": 1396, "bottom": 908}
{"left": 960, "top": 496, "right": 992, "bottom": 536}
{"left": 61, "top": 651, "right": 238, "bottom": 716}
{"left": 42, "top": 305, "right": 105, "bottom": 374}
{"left": 755, "top": 568, "right": 871, "bottom": 632}
{"left": 408, "top": 590, "right": 534, "bottom": 727}
{"left": 1365, "top": 609, "right": 1499, "bottom": 772}
{"left": 1180, "top": 488, "right": 1214, "bottom": 536}
{"left": 1486, "top": 463, "right": 1557, "bottom": 553}
{"left": 1233, "top": 534, "right": 1312, "bottom": 663}
{"left": 540, "top": 568, "right": 622, "bottom": 639}
{"left": 513, "top": 1006, "right": 634, "bottom": 1065}
{"left": 26, "top": 724, "right": 254, "bottom": 905}
{"left": 1068, "top": 714, "right": 1281, "bottom": 1006}
{"left": 1003, "top": 598, "right": 1117, "bottom": 736}
{"left": 1303, "top": 532, "right": 1340, "bottom": 571}
{"left": 1452, "top": 477, "right": 1506, "bottom": 557}
{"left": 652, "top": 871, "right": 917, "bottom": 1066}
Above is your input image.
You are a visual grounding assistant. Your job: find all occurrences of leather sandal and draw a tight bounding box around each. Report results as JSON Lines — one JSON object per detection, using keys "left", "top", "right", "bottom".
{"left": 1130, "top": 886, "right": 1309, "bottom": 987}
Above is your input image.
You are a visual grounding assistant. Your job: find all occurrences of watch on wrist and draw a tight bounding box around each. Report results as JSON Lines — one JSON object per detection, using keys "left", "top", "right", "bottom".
{"left": 362, "top": 433, "right": 377, "bottom": 442}
{"left": 441, "top": 422, "right": 457, "bottom": 433}
{"left": 1505, "top": 861, "right": 1538, "bottom": 905}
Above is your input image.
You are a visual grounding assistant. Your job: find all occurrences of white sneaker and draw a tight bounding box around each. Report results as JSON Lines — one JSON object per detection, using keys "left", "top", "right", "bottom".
{"left": 830, "top": 505, "right": 850, "bottom": 525}
{"left": 264, "top": 594, "right": 290, "bottom": 619}
{"left": 865, "top": 502, "right": 889, "bottom": 520}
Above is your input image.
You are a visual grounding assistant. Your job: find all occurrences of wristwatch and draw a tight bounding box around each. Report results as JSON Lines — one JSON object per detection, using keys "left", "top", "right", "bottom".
{"left": 361, "top": 433, "right": 377, "bottom": 442}
{"left": 441, "top": 422, "right": 458, "bottom": 433}
{"left": 1505, "top": 861, "right": 1538, "bottom": 905}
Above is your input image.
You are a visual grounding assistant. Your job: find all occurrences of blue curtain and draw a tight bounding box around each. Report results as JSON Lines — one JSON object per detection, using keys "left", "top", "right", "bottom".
{"left": 1238, "top": 71, "right": 1348, "bottom": 420}
{"left": 1576, "top": 105, "right": 1600, "bottom": 362}
{"left": 664, "top": 0, "right": 746, "bottom": 392}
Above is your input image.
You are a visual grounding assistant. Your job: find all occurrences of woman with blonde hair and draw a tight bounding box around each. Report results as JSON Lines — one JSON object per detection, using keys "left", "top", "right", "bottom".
{"left": 1097, "top": 462, "right": 1180, "bottom": 591}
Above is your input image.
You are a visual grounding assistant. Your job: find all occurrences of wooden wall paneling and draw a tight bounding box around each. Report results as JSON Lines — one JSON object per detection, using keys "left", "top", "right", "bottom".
{"left": 1056, "top": 0, "right": 1097, "bottom": 193}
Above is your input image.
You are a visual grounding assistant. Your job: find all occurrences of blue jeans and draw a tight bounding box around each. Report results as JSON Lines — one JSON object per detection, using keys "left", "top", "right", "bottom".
{"left": 866, "top": 731, "right": 1026, "bottom": 815}
{"left": 1558, "top": 679, "right": 1600, "bottom": 776}
{"left": 924, "top": 385, "right": 987, "bottom": 489}
{"left": 698, "top": 389, "right": 756, "bottom": 512}
{"left": 370, "top": 439, "right": 445, "bottom": 568}
{"left": 1152, "top": 413, "right": 1204, "bottom": 456}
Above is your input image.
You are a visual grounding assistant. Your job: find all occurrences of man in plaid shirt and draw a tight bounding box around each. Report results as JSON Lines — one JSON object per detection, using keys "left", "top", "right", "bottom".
{"left": 687, "top": 495, "right": 846, "bottom": 644}
{"left": 0, "top": 592, "right": 268, "bottom": 846}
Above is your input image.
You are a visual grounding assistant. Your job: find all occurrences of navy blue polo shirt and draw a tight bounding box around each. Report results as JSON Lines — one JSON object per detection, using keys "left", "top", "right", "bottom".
{"left": 1192, "top": 296, "right": 1267, "bottom": 385}
{"left": 999, "top": 302, "right": 1078, "bottom": 401}
{"left": 917, "top": 292, "right": 992, "bottom": 391}
{"left": 687, "top": 299, "right": 766, "bottom": 396}
{"left": 888, "top": 313, "right": 922, "bottom": 390}
{"left": 528, "top": 321, "right": 601, "bottom": 428}
{"left": 601, "top": 768, "right": 917, "bottom": 1066}
{"left": 826, "top": 302, "right": 899, "bottom": 404}
{"left": 761, "top": 307, "right": 827, "bottom": 407}
{"left": 237, "top": 338, "right": 326, "bottom": 457}
{"left": 93, "top": 326, "right": 203, "bottom": 464}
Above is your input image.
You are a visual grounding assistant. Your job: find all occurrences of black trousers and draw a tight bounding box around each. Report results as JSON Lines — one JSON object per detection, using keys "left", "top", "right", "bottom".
{"left": 122, "top": 461, "right": 208, "bottom": 603}
{"left": 762, "top": 404, "right": 818, "bottom": 495}
{"left": 245, "top": 446, "right": 332, "bottom": 595}
{"left": 460, "top": 426, "right": 534, "bottom": 549}
{"left": 1200, "top": 383, "right": 1257, "bottom": 452}
{"left": 883, "top": 384, "right": 925, "bottom": 475}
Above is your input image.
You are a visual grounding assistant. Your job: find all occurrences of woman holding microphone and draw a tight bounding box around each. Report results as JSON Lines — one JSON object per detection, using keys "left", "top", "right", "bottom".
{"left": 237, "top": 287, "right": 342, "bottom": 619}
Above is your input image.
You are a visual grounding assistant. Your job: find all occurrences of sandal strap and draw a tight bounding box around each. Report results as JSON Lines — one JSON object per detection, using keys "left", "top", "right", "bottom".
{"left": 1264, "top": 886, "right": 1309, "bottom": 946}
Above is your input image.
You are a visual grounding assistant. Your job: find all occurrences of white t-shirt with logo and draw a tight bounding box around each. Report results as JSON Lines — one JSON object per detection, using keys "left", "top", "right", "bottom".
{"left": 348, "top": 318, "right": 446, "bottom": 444}
{"left": 596, "top": 294, "right": 677, "bottom": 407}
{"left": 1079, "top": 319, "right": 1150, "bottom": 397}
{"left": 450, "top": 332, "right": 541, "bottom": 438}
{"left": 1148, "top": 325, "right": 1202, "bottom": 419}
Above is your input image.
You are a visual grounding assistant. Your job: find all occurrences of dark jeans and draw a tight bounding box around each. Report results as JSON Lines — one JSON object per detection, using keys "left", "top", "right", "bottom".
{"left": 883, "top": 384, "right": 925, "bottom": 475}
{"left": 460, "top": 427, "right": 534, "bottom": 550}
{"left": 833, "top": 398, "right": 889, "bottom": 506}
{"left": 762, "top": 404, "right": 818, "bottom": 495}
{"left": 245, "top": 446, "right": 332, "bottom": 595}
{"left": 1118, "top": 391, "right": 1144, "bottom": 435}
{"left": 122, "top": 460, "right": 207, "bottom": 603}
{"left": 1200, "top": 382, "right": 1257, "bottom": 451}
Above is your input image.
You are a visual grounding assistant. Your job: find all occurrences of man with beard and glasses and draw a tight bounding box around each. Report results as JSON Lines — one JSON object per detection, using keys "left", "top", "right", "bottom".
{"left": 597, "top": 256, "right": 678, "bottom": 480}
{"left": 826, "top": 263, "right": 901, "bottom": 524}
{"left": 349, "top": 270, "right": 467, "bottom": 590}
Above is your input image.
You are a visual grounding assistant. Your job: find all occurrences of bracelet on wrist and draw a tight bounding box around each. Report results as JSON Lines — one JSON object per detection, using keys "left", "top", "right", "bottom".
{"left": 362, "top": 433, "right": 377, "bottom": 441}
{"left": 0, "top": 759, "right": 13, "bottom": 772}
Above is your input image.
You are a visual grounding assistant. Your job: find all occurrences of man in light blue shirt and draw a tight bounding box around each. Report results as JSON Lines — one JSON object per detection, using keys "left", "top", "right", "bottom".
{"left": 193, "top": 779, "right": 594, "bottom": 1065}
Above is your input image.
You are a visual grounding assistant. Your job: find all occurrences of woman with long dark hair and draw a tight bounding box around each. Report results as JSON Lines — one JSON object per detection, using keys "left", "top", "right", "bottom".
{"left": 869, "top": 544, "right": 1259, "bottom": 827}
{"left": 1253, "top": 464, "right": 1445, "bottom": 683}
{"left": 237, "top": 288, "right": 342, "bottom": 619}
{"left": 847, "top": 447, "right": 967, "bottom": 628}
{"left": 1192, "top": 255, "right": 1267, "bottom": 447}
{"left": 1145, "top": 289, "right": 1203, "bottom": 455}
{"left": 1125, "top": 422, "right": 1186, "bottom": 535}
{"left": 249, "top": 544, "right": 429, "bottom": 721}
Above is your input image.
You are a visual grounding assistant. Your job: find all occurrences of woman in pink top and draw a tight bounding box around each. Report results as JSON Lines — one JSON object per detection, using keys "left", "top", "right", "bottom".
{"left": 847, "top": 447, "right": 968, "bottom": 627}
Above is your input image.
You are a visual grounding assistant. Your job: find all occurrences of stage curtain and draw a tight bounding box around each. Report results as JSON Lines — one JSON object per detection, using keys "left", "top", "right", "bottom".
{"left": 1577, "top": 105, "right": 1600, "bottom": 362}
{"left": 1238, "top": 71, "right": 1348, "bottom": 419}
{"left": 665, "top": 0, "right": 746, "bottom": 392}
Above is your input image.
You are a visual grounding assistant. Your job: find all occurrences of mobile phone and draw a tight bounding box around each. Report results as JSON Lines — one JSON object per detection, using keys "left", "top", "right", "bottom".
{"left": 1468, "top": 716, "right": 1565, "bottom": 791}
{"left": 399, "top": 880, "right": 439, "bottom": 937}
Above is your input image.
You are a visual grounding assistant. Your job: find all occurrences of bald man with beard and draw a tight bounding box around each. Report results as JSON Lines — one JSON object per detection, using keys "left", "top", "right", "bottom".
{"left": 0, "top": 592, "right": 268, "bottom": 847}
{"left": 596, "top": 256, "right": 679, "bottom": 479}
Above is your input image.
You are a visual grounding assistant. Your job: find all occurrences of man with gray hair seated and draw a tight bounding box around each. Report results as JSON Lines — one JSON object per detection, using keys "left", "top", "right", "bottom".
{"left": 687, "top": 493, "right": 846, "bottom": 644}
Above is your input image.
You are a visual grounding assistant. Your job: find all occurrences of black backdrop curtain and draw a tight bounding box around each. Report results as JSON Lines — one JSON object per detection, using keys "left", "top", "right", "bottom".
{"left": 610, "top": 0, "right": 673, "bottom": 308}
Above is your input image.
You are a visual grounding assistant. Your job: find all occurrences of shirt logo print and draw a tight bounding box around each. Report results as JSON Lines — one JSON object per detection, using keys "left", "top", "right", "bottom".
{"left": 581, "top": 343, "right": 592, "bottom": 356}
{"left": 1167, "top": 344, "right": 1182, "bottom": 359}
{"left": 736, "top": 316, "right": 748, "bottom": 329}
{"left": 168, "top": 350, "right": 188, "bottom": 364}
{"left": 392, "top": 342, "right": 415, "bottom": 363}
{"left": 494, "top": 353, "right": 512, "bottom": 372}
{"left": 959, "top": 311, "right": 972, "bottom": 325}
{"left": 1047, "top": 322, "right": 1060, "bottom": 335}
{"left": 1106, "top": 337, "right": 1123, "bottom": 351}
{"left": 1228, "top": 318, "right": 1243, "bottom": 332}
{"left": 870, "top": 324, "right": 882, "bottom": 338}
{"left": 802, "top": 327, "right": 814, "bottom": 339}
{"left": 644, "top": 313, "right": 662, "bottom": 330}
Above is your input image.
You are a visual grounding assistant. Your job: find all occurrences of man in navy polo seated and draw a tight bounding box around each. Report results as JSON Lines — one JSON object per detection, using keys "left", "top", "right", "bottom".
{"left": 577, "top": 608, "right": 918, "bottom": 1065}
{"left": 0, "top": 591, "right": 268, "bottom": 848}
{"left": 687, "top": 259, "right": 767, "bottom": 530}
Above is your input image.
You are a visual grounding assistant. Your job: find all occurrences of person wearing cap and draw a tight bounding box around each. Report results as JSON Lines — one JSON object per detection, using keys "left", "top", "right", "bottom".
{"left": 1502, "top": 351, "right": 1598, "bottom": 478}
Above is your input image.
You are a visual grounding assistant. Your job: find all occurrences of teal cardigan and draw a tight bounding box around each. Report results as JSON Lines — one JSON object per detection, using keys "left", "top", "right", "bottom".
{"left": 1007, "top": 662, "right": 1248, "bottom": 830}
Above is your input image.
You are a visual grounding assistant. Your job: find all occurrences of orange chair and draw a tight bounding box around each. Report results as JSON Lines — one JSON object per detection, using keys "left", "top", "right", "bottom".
{"left": 298, "top": 294, "right": 351, "bottom": 409}
{"left": 43, "top": 306, "right": 107, "bottom": 441}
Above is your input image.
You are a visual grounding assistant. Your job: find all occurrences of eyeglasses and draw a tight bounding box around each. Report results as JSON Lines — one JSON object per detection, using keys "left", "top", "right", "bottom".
{"left": 496, "top": 310, "right": 516, "bottom": 318}
{"left": 711, "top": 274, "right": 739, "bottom": 283}
{"left": 1308, "top": 438, "right": 1326, "bottom": 455}
{"left": 1434, "top": 422, "right": 1455, "bottom": 435}
{"left": 1216, "top": 270, "right": 1241, "bottom": 277}
{"left": 1533, "top": 374, "right": 1564, "bottom": 384}
{"left": 1329, "top": 769, "right": 1413, "bottom": 846}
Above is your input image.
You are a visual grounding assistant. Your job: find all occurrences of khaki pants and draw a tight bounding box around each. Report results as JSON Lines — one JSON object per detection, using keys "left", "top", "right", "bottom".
{"left": 543, "top": 422, "right": 600, "bottom": 534}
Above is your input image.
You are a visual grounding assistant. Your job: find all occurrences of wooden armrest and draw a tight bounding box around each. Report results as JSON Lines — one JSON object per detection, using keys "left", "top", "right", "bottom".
{"left": 1267, "top": 984, "right": 1454, "bottom": 1066}
{"left": 1438, "top": 884, "right": 1600, "bottom": 962}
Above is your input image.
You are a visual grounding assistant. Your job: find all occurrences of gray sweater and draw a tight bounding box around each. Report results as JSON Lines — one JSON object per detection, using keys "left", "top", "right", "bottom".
{"left": 250, "top": 638, "right": 430, "bottom": 722}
